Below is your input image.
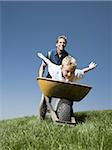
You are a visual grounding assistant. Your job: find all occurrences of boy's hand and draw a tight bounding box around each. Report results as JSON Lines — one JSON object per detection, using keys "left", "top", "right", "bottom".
{"left": 89, "top": 62, "right": 97, "bottom": 70}
{"left": 37, "top": 52, "right": 43, "bottom": 59}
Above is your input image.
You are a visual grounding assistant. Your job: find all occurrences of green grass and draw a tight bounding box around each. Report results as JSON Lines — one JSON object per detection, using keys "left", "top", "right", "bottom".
{"left": 0, "top": 110, "right": 112, "bottom": 150}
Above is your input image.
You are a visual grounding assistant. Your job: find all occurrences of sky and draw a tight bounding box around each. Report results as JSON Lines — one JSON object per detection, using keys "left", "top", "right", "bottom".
{"left": 0, "top": 1, "right": 112, "bottom": 120}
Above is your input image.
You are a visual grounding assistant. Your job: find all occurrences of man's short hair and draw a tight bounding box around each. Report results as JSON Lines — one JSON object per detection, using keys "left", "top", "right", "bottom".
{"left": 56, "top": 35, "right": 67, "bottom": 44}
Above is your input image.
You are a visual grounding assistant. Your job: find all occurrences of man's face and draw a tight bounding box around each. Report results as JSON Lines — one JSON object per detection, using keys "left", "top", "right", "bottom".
{"left": 56, "top": 38, "right": 66, "bottom": 53}
{"left": 61, "top": 65, "right": 75, "bottom": 82}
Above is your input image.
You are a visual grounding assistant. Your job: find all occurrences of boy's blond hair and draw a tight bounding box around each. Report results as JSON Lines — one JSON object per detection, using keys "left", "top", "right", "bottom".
{"left": 61, "top": 55, "right": 77, "bottom": 69}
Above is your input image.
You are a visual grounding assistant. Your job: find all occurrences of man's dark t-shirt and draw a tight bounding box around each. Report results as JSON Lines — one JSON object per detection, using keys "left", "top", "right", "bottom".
{"left": 46, "top": 49, "right": 68, "bottom": 78}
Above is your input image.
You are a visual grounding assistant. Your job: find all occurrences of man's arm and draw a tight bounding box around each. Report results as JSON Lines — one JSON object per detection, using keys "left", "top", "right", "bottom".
{"left": 38, "top": 62, "right": 47, "bottom": 77}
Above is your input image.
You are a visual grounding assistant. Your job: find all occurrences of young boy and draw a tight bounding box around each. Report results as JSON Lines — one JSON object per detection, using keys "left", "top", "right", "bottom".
{"left": 37, "top": 52, "right": 97, "bottom": 82}
{"left": 37, "top": 52, "right": 97, "bottom": 122}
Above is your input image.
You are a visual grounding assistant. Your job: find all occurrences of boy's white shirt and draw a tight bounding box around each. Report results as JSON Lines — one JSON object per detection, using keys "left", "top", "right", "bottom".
{"left": 38, "top": 52, "right": 84, "bottom": 82}
{"left": 47, "top": 60, "right": 84, "bottom": 82}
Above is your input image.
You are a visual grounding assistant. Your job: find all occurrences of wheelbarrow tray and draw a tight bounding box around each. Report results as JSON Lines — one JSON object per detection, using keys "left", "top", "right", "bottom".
{"left": 37, "top": 77, "right": 92, "bottom": 101}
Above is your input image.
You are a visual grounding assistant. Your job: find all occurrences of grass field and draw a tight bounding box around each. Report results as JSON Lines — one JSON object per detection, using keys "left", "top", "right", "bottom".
{"left": 0, "top": 109, "right": 112, "bottom": 150}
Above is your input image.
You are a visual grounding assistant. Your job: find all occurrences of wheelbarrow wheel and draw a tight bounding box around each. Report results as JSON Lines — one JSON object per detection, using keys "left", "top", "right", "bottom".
{"left": 56, "top": 99, "right": 73, "bottom": 122}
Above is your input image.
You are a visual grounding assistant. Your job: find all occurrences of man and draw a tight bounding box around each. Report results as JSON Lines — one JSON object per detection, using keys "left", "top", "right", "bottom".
{"left": 38, "top": 35, "right": 69, "bottom": 120}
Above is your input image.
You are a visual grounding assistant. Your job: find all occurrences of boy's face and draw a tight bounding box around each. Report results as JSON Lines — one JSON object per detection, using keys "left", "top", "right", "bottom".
{"left": 56, "top": 38, "right": 66, "bottom": 53}
{"left": 61, "top": 65, "right": 75, "bottom": 81}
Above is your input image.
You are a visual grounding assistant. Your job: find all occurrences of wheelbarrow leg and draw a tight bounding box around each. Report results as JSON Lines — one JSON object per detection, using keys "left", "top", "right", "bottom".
{"left": 44, "top": 96, "right": 59, "bottom": 122}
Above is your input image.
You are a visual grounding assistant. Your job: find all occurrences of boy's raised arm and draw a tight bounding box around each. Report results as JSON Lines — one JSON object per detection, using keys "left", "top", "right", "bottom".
{"left": 37, "top": 52, "right": 53, "bottom": 66}
{"left": 37, "top": 52, "right": 60, "bottom": 78}
{"left": 82, "top": 62, "right": 97, "bottom": 73}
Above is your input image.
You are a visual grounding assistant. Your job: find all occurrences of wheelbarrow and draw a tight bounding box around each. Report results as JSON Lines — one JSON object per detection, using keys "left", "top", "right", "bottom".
{"left": 37, "top": 77, "right": 92, "bottom": 125}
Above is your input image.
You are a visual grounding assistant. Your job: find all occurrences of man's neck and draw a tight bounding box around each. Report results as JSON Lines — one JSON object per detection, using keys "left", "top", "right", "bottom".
{"left": 57, "top": 50, "right": 64, "bottom": 58}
